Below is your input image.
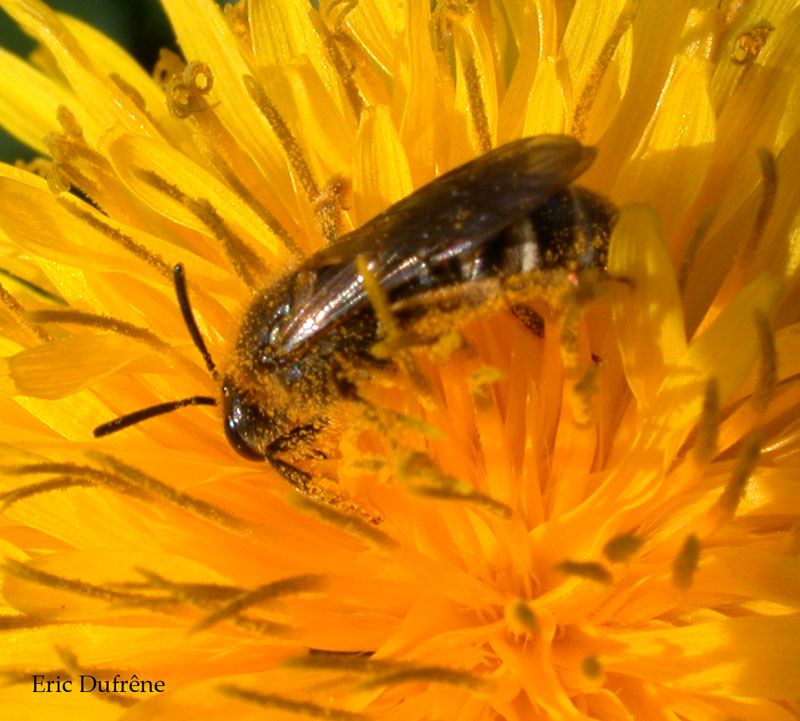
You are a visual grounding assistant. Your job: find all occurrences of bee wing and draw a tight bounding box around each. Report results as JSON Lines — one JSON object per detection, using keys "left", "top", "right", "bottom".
{"left": 275, "top": 136, "right": 596, "bottom": 353}
{"left": 310, "top": 135, "right": 596, "bottom": 269}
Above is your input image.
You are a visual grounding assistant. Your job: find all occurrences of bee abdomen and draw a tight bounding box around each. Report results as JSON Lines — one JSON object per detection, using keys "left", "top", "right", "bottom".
{"left": 386, "top": 186, "right": 615, "bottom": 310}
{"left": 527, "top": 186, "right": 616, "bottom": 271}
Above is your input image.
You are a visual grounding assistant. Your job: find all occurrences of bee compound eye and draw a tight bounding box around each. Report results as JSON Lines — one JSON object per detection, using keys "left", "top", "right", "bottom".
{"left": 221, "top": 380, "right": 269, "bottom": 461}
{"left": 224, "top": 414, "right": 266, "bottom": 461}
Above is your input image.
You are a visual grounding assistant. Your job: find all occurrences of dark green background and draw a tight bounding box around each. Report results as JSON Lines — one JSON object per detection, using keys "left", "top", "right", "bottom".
{"left": 0, "top": 0, "right": 176, "bottom": 162}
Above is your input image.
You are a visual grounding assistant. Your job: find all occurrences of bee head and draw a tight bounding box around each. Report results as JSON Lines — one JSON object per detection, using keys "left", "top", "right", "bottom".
{"left": 221, "top": 377, "right": 289, "bottom": 461}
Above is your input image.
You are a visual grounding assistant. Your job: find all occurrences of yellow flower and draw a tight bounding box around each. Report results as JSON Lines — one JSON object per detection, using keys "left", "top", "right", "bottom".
{"left": 1, "top": 0, "right": 799, "bottom": 719}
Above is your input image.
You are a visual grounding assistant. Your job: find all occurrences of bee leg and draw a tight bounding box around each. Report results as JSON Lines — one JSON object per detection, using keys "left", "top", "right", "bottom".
{"left": 509, "top": 304, "right": 545, "bottom": 338}
{"left": 390, "top": 277, "right": 501, "bottom": 327}
{"left": 265, "top": 453, "right": 313, "bottom": 494}
{"left": 267, "top": 422, "right": 327, "bottom": 459}
{"left": 264, "top": 423, "right": 327, "bottom": 492}
{"left": 266, "top": 446, "right": 383, "bottom": 524}
{"left": 330, "top": 359, "right": 361, "bottom": 401}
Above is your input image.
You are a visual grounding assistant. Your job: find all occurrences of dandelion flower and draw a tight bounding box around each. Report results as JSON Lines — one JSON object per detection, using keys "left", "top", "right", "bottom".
{"left": 1, "top": 1, "right": 800, "bottom": 720}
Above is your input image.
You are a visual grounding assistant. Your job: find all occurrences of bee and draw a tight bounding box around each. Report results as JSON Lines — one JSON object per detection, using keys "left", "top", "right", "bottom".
{"left": 95, "top": 135, "right": 617, "bottom": 494}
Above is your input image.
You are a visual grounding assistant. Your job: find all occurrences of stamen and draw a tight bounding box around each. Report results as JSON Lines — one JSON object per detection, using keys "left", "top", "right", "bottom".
{"left": 752, "top": 311, "right": 777, "bottom": 412}
{"left": 14, "top": 156, "right": 52, "bottom": 178}
{"left": 581, "top": 655, "right": 602, "bottom": 679}
{"left": 315, "top": 174, "right": 351, "bottom": 245}
{"left": 411, "top": 483, "right": 512, "bottom": 517}
{"left": 1, "top": 669, "right": 55, "bottom": 685}
{"left": 292, "top": 496, "right": 396, "bottom": 548}
{"left": 90, "top": 452, "right": 249, "bottom": 531}
{"left": 217, "top": 615, "right": 292, "bottom": 636}
{"left": 283, "top": 651, "right": 381, "bottom": 672}
{"left": 242, "top": 75, "right": 320, "bottom": 201}
{"left": 135, "top": 569, "right": 289, "bottom": 634}
{"left": 399, "top": 451, "right": 512, "bottom": 517}
{"left": 677, "top": 204, "right": 717, "bottom": 293}
{"left": 555, "top": 560, "right": 613, "bottom": 584}
{"left": 6, "top": 462, "right": 143, "bottom": 497}
{"left": 570, "top": 364, "right": 600, "bottom": 428}
{"left": 185, "top": 103, "right": 301, "bottom": 256}
{"left": 507, "top": 599, "right": 538, "bottom": 632}
{"left": 730, "top": 21, "right": 774, "bottom": 66}
{"left": 2, "top": 558, "right": 149, "bottom": 605}
{"left": 109, "top": 73, "right": 146, "bottom": 112}
{"left": 571, "top": 0, "right": 640, "bottom": 139}
{"left": 136, "top": 568, "right": 241, "bottom": 603}
{"left": 111, "top": 71, "right": 175, "bottom": 144}
{"left": 693, "top": 377, "right": 720, "bottom": 464}
{"left": 310, "top": 13, "right": 364, "bottom": 118}
{"left": 56, "top": 105, "right": 83, "bottom": 139}
{"left": 56, "top": 648, "right": 137, "bottom": 708}
{"left": 0, "top": 267, "right": 66, "bottom": 305}
{"left": 362, "top": 665, "right": 489, "bottom": 691}
{"left": 1, "top": 475, "right": 91, "bottom": 509}
{"left": 460, "top": 49, "right": 492, "bottom": 153}
{"left": 152, "top": 48, "right": 185, "bottom": 88}
{"left": 327, "top": 0, "right": 359, "bottom": 32}
{"left": 672, "top": 534, "right": 700, "bottom": 590}
{"left": 788, "top": 522, "right": 800, "bottom": 556}
{"left": 48, "top": 162, "right": 103, "bottom": 207}
{"left": 430, "top": 7, "right": 458, "bottom": 100}
{"left": 742, "top": 148, "right": 777, "bottom": 264}
{"left": 191, "top": 574, "right": 328, "bottom": 632}
{"left": 28, "top": 309, "right": 169, "bottom": 351}
{"left": 710, "top": 0, "right": 749, "bottom": 64}
{"left": 602, "top": 533, "right": 643, "bottom": 562}
{"left": 187, "top": 195, "right": 269, "bottom": 287}
{"left": 46, "top": 132, "right": 115, "bottom": 174}
{"left": 45, "top": 164, "right": 71, "bottom": 194}
{"left": 222, "top": 2, "right": 251, "bottom": 44}
{"left": 716, "top": 430, "right": 763, "bottom": 516}
{"left": 219, "top": 686, "right": 368, "bottom": 721}
{"left": 470, "top": 366, "right": 504, "bottom": 411}
{"left": 0, "top": 616, "right": 51, "bottom": 630}
{"left": 165, "top": 62, "right": 214, "bottom": 119}
{"left": 60, "top": 201, "right": 172, "bottom": 276}
{"left": 0, "top": 282, "right": 51, "bottom": 342}
{"left": 224, "top": 165, "right": 302, "bottom": 256}
{"left": 44, "top": 133, "right": 116, "bottom": 209}
{"left": 135, "top": 168, "right": 266, "bottom": 287}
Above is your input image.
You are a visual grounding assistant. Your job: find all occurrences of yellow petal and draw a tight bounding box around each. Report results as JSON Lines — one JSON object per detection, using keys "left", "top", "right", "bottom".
{"left": 249, "top": 0, "right": 341, "bottom": 106}
{"left": 605, "top": 614, "right": 800, "bottom": 697}
{"left": 103, "top": 132, "right": 286, "bottom": 264}
{"left": 609, "top": 205, "right": 687, "bottom": 410}
{"left": 159, "top": 0, "right": 292, "bottom": 199}
{"left": 521, "top": 57, "right": 568, "bottom": 135}
{"left": 0, "top": 0, "right": 158, "bottom": 140}
{"left": 697, "top": 546, "right": 800, "bottom": 608}
{"left": 59, "top": 13, "right": 172, "bottom": 131}
{"left": 397, "top": 0, "right": 438, "bottom": 183}
{"left": 352, "top": 105, "right": 412, "bottom": 224}
{"left": 614, "top": 55, "right": 716, "bottom": 237}
{"left": 0, "top": 48, "right": 75, "bottom": 153}
{"left": 3, "top": 335, "right": 158, "bottom": 399}
{"left": 586, "top": 0, "right": 695, "bottom": 183}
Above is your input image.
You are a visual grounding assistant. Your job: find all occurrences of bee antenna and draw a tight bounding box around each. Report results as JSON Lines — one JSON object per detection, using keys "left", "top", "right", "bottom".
{"left": 173, "top": 264, "right": 219, "bottom": 381}
{"left": 93, "top": 396, "right": 218, "bottom": 438}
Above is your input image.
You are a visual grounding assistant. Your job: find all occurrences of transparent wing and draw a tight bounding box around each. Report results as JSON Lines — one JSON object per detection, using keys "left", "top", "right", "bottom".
{"left": 275, "top": 135, "right": 596, "bottom": 353}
